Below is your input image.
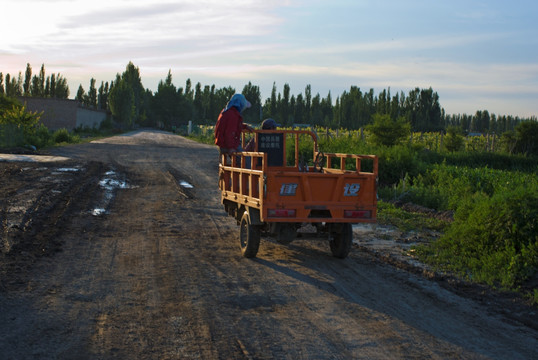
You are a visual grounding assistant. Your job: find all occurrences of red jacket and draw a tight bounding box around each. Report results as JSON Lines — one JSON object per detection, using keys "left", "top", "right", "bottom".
{"left": 214, "top": 107, "right": 247, "bottom": 150}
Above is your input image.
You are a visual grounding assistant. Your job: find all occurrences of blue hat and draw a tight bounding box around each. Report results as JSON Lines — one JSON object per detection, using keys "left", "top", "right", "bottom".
{"left": 261, "top": 118, "right": 278, "bottom": 130}
{"left": 224, "top": 94, "right": 251, "bottom": 113}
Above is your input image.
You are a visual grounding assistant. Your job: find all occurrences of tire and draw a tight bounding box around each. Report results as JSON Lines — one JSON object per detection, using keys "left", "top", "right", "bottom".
{"left": 239, "top": 211, "right": 261, "bottom": 258}
{"left": 329, "top": 223, "right": 352, "bottom": 259}
{"left": 276, "top": 223, "right": 296, "bottom": 245}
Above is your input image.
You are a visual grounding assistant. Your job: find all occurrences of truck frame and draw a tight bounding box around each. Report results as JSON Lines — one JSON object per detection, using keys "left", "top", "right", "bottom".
{"left": 218, "top": 129, "right": 378, "bottom": 259}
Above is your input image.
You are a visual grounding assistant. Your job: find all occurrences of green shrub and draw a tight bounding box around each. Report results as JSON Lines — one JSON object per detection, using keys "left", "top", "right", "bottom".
{"left": 53, "top": 128, "right": 71, "bottom": 143}
{"left": 416, "top": 186, "right": 538, "bottom": 291}
{"left": 51, "top": 128, "right": 79, "bottom": 144}
{"left": 0, "top": 104, "right": 42, "bottom": 139}
{"left": 514, "top": 121, "right": 538, "bottom": 155}
{"left": 367, "top": 113, "right": 411, "bottom": 147}
{"left": 439, "top": 151, "right": 537, "bottom": 172}
{"left": 380, "top": 172, "right": 449, "bottom": 210}
{"left": 27, "top": 124, "right": 52, "bottom": 148}
{"left": 382, "top": 162, "right": 538, "bottom": 212}
{"left": 443, "top": 126, "right": 464, "bottom": 152}
{"left": 0, "top": 123, "right": 24, "bottom": 148}
{"left": 376, "top": 145, "right": 425, "bottom": 186}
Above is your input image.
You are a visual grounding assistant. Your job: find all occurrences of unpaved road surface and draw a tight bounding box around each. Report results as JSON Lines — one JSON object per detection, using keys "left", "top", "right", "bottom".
{"left": 1, "top": 130, "right": 536, "bottom": 359}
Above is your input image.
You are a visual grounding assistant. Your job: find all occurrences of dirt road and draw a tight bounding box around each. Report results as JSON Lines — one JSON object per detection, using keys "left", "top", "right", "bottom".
{"left": 1, "top": 130, "right": 536, "bottom": 359}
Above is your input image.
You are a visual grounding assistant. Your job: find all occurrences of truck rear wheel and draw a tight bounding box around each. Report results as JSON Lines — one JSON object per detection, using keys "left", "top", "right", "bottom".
{"left": 239, "top": 211, "right": 260, "bottom": 258}
{"left": 330, "top": 223, "right": 352, "bottom": 259}
{"left": 276, "top": 223, "right": 296, "bottom": 245}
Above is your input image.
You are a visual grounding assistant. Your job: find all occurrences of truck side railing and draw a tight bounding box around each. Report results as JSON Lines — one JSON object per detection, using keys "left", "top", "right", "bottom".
{"left": 318, "top": 152, "right": 378, "bottom": 175}
{"left": 219, "top": 151, "right": 266, "bottom": 210}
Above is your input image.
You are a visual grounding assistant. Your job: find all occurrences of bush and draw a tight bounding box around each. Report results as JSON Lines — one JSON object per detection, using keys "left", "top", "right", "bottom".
{"left": 382, "top": 161, "right": 538, "bottom": 212}
{"left": 376, "top": 144, "right": 425, "bottom": 186}
{"left": 0, "top": 104, "right": 42, "bottom": 139}
{"left": 0, "top": 123, "right": 24, "bottom": 148}
{"left": 416, "top": 186, "right": 538, "bottom": 291}
{"left": 52, "top": 128, "right": 70, "bottom": 143}
{"left": 514, "top": 121, "right": 538, "bottom": 155}
{"left": 367, "top": 113, "right": 411, "bottom": 147}
{"left": 27, "top": 124, "right": 52, "bottom": 148}
{"left": 51, "top": 128, "right": 79, "bottom": 144}
{"left": 443, "top": 126, "right": 464, "bottom": 152}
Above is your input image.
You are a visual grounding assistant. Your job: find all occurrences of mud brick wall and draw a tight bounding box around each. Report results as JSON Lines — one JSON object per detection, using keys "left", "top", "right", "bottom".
{"left": 19, "top": 97, "right": 106, "bottom": 131}
{"left": 76, "top": 107, "right": 107, "bottom": 129}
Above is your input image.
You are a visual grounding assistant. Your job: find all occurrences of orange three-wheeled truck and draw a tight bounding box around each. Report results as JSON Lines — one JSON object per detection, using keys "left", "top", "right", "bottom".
{"left": 218, "top": 129, "right": 378, "bottom": 259}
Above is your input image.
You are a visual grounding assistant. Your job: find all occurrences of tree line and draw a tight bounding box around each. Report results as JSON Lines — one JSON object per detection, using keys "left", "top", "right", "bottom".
{"left": 0, "top": 64, "right": 70, "bottom": 99}
{"left": 1, "top": 62, "right": 536, "bottom": 134}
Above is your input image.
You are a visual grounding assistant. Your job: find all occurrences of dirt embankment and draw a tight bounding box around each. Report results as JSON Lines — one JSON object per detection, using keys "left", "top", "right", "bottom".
{"left": 1, "top": 130, "right": 536, "bottom": 359}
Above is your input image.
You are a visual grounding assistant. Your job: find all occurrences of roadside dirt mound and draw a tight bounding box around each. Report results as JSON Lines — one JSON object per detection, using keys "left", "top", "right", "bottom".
{"left": 391, "top": 200, "right": 454, "bottom": 222}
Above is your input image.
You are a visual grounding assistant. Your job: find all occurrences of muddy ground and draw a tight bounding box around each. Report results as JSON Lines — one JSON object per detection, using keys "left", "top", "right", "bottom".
{"left": 0, "top": 130, "right": 536, "bottom": 359}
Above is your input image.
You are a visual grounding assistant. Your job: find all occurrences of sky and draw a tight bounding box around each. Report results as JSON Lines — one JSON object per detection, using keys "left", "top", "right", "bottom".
{"left": 1, "top": 0, "right": 537, "bottom": 117}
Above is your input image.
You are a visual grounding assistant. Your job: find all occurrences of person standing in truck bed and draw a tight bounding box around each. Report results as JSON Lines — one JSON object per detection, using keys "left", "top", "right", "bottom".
{"left": 214, "top": 93, "right": 254, "bottom": 159}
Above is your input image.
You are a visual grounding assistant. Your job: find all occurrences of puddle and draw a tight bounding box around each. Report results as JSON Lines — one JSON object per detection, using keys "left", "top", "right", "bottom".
{"left": 92, "top": 208, "right": 107, "bottom": 216}
{"left": 52, "top": 167, "right": 83, "bottom": 175}
{"left": 91, "top": 169, "right": 137, "bottom": 216}
{"left": 22, "top": 167, "right": 49, "bottom": 171}
{"left": 179, "top": 180, "right": 194, "bottom": 189}
{"left": 0, "top": 154, "right": 70, "bottom": 162}
{"left": 55, "top": 167, "right": 81, "bottom": 172}
{"left": 99, "top": 178, "right": 132, "bottom": 190}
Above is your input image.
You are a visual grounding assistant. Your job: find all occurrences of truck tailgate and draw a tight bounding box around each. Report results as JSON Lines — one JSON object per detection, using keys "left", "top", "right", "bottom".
{"left": 263, "top": 170, "right": 377, "bottom": 223}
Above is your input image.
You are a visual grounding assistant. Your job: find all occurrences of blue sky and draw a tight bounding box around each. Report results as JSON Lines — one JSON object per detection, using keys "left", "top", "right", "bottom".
{"left": 1, "top": 0, "right": 537, "bottom": 117}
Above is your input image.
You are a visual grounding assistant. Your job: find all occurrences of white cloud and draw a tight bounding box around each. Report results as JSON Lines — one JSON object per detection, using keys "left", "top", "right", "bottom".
{"left": 1, "top": 0, "right": 537, "bottom": 117}
{"left": 2, "top": 0, "right": 285, "bottom": 53}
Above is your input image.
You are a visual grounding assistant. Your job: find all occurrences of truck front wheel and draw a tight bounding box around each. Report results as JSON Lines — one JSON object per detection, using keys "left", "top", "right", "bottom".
{"left": 330, "top": 223, "right": 352, "bottom": 259}
{"left": 239, "top": 211, "right": 261, "bottom": 258}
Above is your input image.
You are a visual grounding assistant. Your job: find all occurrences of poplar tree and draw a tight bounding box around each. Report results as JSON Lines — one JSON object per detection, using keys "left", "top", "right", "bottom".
{"left": 294, "top": 93, "right": 305, "bottom": 124}
{"left": 281, "top": 83, "right": 290, "bottom": 126}
{"left": 49, "top": 74, "right": 56, "bottom": 97}
{"left": 54, "top": 74, "right": 69, "bottom": 99}
{"left": 98, "top": 81, "right": 109, "bottom": 110}
{"left": 151, "top": 70, "right": 181, "bottom": 128}
{"left": 45, "top": 76, "right": 50, "bottom": 97}
{"left": 109, "top": 74, "right": 135, "bottom": 127}
{"left": 76, "top": 85, "right": 85, "bottom": 102}
{"left": 23, "top": 63, "right": 32, "bottom": 96}
{"left": 4, "top": 74, "right": 11, "bottom": 96}
{"left": 269, "top": 82, "right": 277, "bottom": 119}
{"left": 30, "top": 75, "right": 40, "bottom": 96}
{"left": 121, "top": 62, "right": 146, "bottom": 123}
{"left": 241, "top": 81, "right": 261, "bottom": 124}
{"left": 185, "top": 78, "right": 193, "bottom": 100}
{"left": 193, "top": 82, "right": 203, "bottom": 121}
{"left": 38, "top": 64, "right": 45, "bottom": 96}
{"left": 88, "top": 78, "right": 97, "bottom": 108}
{"left": 305, "top": 84, "right": 312, "bottom": 122}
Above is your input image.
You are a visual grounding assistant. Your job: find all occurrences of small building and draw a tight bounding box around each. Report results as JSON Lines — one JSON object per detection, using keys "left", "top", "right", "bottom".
{"left": 18, "top": 97, "right": 107, "bottom": 131}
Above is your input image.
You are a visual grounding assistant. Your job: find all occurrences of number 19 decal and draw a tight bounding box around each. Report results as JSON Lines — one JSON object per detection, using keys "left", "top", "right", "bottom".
{"left": 344, "top": 183, "right": 360, "bottom": 196}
